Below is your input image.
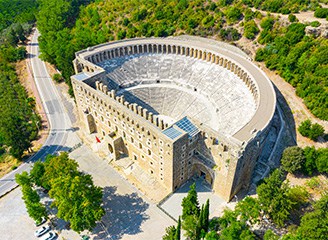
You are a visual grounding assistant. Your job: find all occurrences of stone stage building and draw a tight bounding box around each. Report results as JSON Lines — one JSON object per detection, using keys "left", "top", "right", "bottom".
{"left": 71, "top": 36, "right": 276, "bottom": 201}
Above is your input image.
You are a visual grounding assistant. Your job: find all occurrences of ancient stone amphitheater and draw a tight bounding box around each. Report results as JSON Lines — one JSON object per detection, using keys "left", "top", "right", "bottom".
{"left": 71, "top": 36, "right": 276, "bottom": 201}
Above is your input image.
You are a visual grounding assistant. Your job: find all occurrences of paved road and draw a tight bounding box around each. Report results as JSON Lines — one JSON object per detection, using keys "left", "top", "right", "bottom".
{"left": 0, "top": 29, "right": 72, "bottom": 197}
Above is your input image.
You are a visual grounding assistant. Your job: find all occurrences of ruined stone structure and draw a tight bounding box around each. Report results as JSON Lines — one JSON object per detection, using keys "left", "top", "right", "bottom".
{"left": 71, "top": 36, "right": 276, "bottom": 201}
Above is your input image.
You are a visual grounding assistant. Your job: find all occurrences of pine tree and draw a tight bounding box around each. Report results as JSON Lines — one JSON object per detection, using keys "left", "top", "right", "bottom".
{"left": 175, "top": 217, "right": 181, "bottom": 240}
{"left": 163, "top": 225, "right": 177, "bottom": 240}
{"left": 181, "top": 183, "right": 201, "bottom": 239}
{"left": 203, "top": 199, "right": 210, "bottom": 231}
{"left": 182, "top": 183, "right": 200, "bottom": 219}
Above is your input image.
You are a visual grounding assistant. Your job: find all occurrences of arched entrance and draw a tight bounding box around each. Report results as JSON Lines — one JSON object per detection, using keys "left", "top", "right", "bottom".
{"left": 192, "top": 163, "right": 214, "bottom": 186}
{"left": 86, "top": 114, "right": 97, "bottom": 134}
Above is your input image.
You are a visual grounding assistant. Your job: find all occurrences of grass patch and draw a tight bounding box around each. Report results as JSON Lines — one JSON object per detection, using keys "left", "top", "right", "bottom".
{"left": 0, "top": 154, "right": 21, "bottom": 178}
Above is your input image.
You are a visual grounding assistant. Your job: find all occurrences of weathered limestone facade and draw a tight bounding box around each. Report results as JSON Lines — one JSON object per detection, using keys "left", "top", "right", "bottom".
{"left": 71, "top": 37, "right": 276, "bottom": 201}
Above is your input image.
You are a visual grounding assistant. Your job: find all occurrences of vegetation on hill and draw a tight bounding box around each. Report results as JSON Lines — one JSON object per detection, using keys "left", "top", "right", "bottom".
{"left": 255, "top": 23, "right": 328, "bottom": 120}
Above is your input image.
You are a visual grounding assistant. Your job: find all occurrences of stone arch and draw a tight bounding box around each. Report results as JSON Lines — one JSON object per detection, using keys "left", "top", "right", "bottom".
{"left": 181, "top": 46, "right": 185, "bottom": 55}
{"left": 158, "top": 44, "right": 162, "bottom": 53}
{"left": 148, "top": 44, "right": 152, "bottom": 53}
{"left": 192, "top": 163, "right": 214, "bottom": 186}
{"left": 172, "top": 45, "right": 176, "bottom": 54}
{"left": 86, "top": 114, "right": 97, "bottom": 134}
{"left": 153, "top": 44, "right": 157, "bottom": 53}
{"left": 163, "top": 44, "right": 167, "bottom": 54}
{"left": 168, "top": 45, "right": 172, "bottom": 54}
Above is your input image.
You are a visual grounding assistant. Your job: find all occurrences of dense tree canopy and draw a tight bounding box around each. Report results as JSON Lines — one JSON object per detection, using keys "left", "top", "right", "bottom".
{"left": 29, "top": 153, "right": 105, "bottom": 233}
{"left": 281, "top": 146, "right": 304, "bottom": 173}
{"left": 0, "top": 0, "right": 39, "bottom": 160}
{"left": 257, "top": 169, "right": 296, "bottom": 226}
{"left": 297, "top": 194, "right": 328, "bottom": 240}
{"left": 0, "top": 0, "right": 37, "bottom": 32}
{"left": 15, "top": 171, "right": 47, "bottom": 223}
{"left": 0, "top": 51, "right": 40, "bottom": 158}
{"left": 298, "top": 119, "right": 325, "bottom": 141}
{"left": 256, "top": 24, "right": 328, "bottom": 120}
{"left": 281, "top": 146, "right": 328, "bottom": 175}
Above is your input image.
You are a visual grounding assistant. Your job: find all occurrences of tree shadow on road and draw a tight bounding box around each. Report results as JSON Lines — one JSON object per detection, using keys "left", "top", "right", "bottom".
{"left": 93, "top": 186, "right": 149, "bottom": 240}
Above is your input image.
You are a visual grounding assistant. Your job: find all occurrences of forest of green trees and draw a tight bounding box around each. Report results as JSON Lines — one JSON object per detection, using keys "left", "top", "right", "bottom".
{"left": 0, "top": 0, "right": 40, "bottom": 159}
{"left": 0, "top": 0, "right": 37, "bottom": 32}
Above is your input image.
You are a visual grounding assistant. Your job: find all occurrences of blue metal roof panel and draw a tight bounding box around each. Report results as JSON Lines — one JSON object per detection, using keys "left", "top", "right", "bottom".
{"left": 162, "top": 127, "right": 183, "bottom": 140}
{"left": 73, "top": 72, "right": 91, "bottom": 81}
{"left": 175, "top": 117, "right": 199, "bottom": 138}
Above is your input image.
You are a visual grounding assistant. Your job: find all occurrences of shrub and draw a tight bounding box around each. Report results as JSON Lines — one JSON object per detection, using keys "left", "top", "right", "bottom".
{"left": 288, "top": 14, "right": 298, "bottom": 22}
{"left": 309, "top": 123, "right": 325, "bottom": 141}
{"left": 225, "top": 7, "right": 242, "bottom": 23}
{"left": 52, "top": 73, "right": 63, "bottom": 83}
{"left": 244, "top": 20, "right": 259, "bottom": 39}
{"left": 305, "top": 177, "right": 320, "bottom": 189}
{"left": 310, "top": 21, "right": 321, "bottom": 27}
{"left": 264, "top": 229, "right": 279, "bottom": 240}
{"left": 314, "top": 8, "right": 328, "bottom": 18}
{"left": 316, "top": 148, "right": 328, "bottom": 173}
{"left": 302, "top": 146, "right": 317, "bottom": 175}
{"left": 298, "top": 119, "right": 325, "bottom": 141}
{"left": 281, "top": 146, "right": 304, "bottom": 174}
{"left": 219, "top": 28, "right": 241, "bottom": 41}
{"left": 288, "top": 186, "right": 309, "bottom": 208}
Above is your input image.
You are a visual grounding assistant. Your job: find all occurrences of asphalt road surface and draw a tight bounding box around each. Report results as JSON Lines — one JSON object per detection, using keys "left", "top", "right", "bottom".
{"left": 0, "top": 29, "right": 72, "bottom": 197}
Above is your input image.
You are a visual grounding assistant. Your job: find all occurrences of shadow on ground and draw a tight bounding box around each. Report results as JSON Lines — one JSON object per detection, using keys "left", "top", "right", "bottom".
{"left": 175, "top": 177, "right": 212, "bottom": 194}
{"left": 93, "top": 186, "right": 149, "bottom": 240}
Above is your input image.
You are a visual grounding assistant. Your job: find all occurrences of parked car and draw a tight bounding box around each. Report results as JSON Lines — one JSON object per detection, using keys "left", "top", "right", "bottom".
{"left": 34, "top": 217, "right": 46, "bottom": 227}
{"left": 40, "top": 231, "right": 57, "bottom": 240}
{"left": 35, "top": 224, "right": 51, "bottom": 237}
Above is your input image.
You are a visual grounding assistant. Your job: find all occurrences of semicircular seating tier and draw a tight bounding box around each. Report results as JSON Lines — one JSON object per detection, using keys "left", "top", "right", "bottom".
{"left": 76, "top": 37, "right": 276, "bottom": 142}
{"left": 96, "top": 53, "right": 256, "bottom": 137}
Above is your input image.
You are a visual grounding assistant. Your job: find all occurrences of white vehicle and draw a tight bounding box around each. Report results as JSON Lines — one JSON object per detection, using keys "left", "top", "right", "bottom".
{"left": 40, "top": 231, "right": 57, "bottom": 240}
{"left": 35, "top": 224, "right": 51, "bottom": 237}
{"left": 34, "top": 217, "right": 46, "bottom": 227}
